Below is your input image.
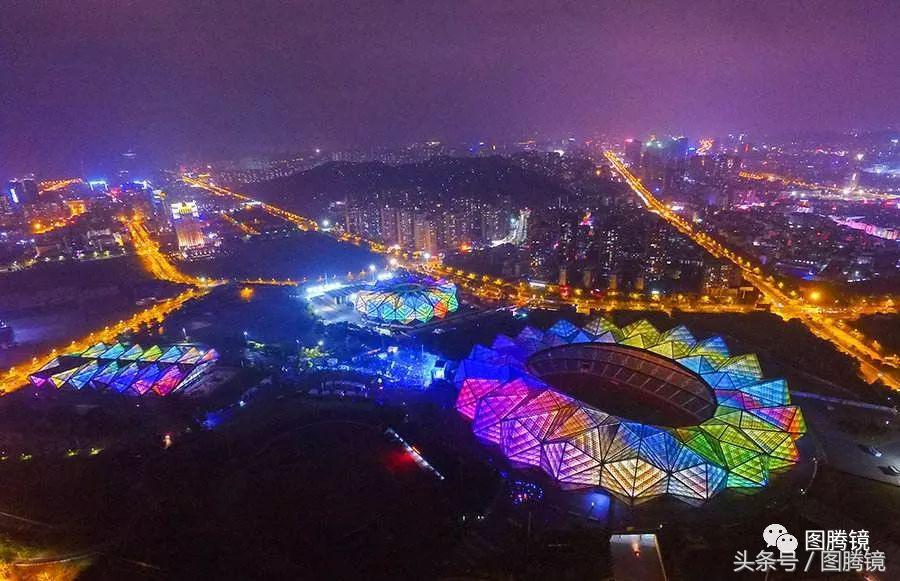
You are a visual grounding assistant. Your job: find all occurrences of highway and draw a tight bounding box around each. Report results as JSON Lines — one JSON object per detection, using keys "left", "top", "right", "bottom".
{"left": 605, "top": 151, "right": 899, "bottom": 389}
{"left": 183, "top": 175, "right": 397, "bottom": 254}
{"left": 220, "top": 211, "right": 261, "bottom": 236}
{"left": 38, "top": 178, "right": 84, "bottom": 193}
{"left": 738, "top": 170, "right": 898, "bottom": 201}
{"left": 239, "top": 278, "right": 301, "bottom": 287}
{"left": 123, "top": 214, "right": 216, "bottom": 286}
{"left": 183, "top": 176, "right": 319, "bottom": 231}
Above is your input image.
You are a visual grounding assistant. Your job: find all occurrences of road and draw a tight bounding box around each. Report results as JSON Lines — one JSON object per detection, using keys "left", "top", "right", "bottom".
{"left": 38, "top": 178, "right": 83, "bottom": 193}
{"left": 123, "top": 214, "right": 214, "bottom": 286}
{"left": 739, "top": 170, "right": 898, "bottom": 201}
{"left": 604, "top": 151, "right": 899, "bottom": 389}
{"left": 220, "top": 210, "right": 261, "bottom": 236}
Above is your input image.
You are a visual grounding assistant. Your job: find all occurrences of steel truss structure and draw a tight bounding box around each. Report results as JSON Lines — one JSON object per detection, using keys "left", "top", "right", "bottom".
{"left": 29, "top": 342, "right": 218, "bottom": 396}
{"left": 455, "top": 318, "right": 806, "bottom": 502}
{"left": 355, "top": 275, "right": 458, "bottom": 324}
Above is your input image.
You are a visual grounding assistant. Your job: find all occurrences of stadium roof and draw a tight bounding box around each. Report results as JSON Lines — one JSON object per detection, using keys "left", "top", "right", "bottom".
{"left": 29, "top": 342, "right": 218, "bottom": 397}
{"left": 455, "top": 318, "right": 806, "bottom": 502}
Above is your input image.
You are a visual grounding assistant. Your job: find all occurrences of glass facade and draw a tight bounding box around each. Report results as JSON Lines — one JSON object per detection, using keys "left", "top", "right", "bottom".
{"left": 355, "top": 275, "right": 459, "bottom": 324}
{"left": 455, "top": 318, "right": 806, "bottom": 502}
{"left": 29, "top": 342, "right": 218, "bottom": 397}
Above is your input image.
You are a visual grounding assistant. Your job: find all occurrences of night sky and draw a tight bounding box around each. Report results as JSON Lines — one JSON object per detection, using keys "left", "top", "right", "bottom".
{"left": 2, "top": 1, "right": 898, "bottom": 174}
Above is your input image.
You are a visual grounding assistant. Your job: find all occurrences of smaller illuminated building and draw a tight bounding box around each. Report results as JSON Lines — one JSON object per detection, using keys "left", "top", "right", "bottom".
{"left": 354, "top": 274, "right": 458, "bottom": 324}
{"left": 171, "top": 201, "right": 206, "bottom": 250}
{"left": 29, "top": 342, "right": 218, "bottom": 396}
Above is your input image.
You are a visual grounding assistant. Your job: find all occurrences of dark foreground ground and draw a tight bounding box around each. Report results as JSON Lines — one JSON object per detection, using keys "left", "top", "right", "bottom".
{"left": 0, "top": 299, "right": 897, "bottom": 579}
{"left": 0, "top": 389, "right": 481, "bottom": 579}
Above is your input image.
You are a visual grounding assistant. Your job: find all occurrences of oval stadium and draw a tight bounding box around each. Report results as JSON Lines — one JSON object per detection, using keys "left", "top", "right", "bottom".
{"left": 455, "top": 317, "right": 807, "bottom": 502}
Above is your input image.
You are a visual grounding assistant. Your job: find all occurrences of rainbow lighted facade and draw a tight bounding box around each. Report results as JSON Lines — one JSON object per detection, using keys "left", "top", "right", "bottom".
{"left": 29, "top": 342, "right": 218, "bottom": 396}
{"left": 355, "top": 275, "right": 458, "bottom": 324}
{"left": 455, "top": 318, "right": 806, "bottom": 501}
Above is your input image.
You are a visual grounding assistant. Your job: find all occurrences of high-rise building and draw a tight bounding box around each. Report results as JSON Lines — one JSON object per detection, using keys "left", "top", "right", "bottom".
{"left": 413, "top": 212, "right": 436, "bottom": 253}
{"left": 527, "top": 212, "right": 558, "bottom": 279}
{"left": 672, "top": 136, "right": 690, "bottom": 160}
{"left": 702, "top": 261, "right": 741, "bottom": 296}
{"left": 171, "top": 201, "right": 205, "bottom": 250}
{"left": 7, "top": 178, "right": 38, "bottom": 206}
{"left": 0, "top": 189, "right": 13, "bottom": 214}
{"left": 714, "top": 154, "right": 741, "bottom": 181}
{"left": 345, "top": 201, "right": 382, "bottom": 241}
{"left": 557, "top": 214, "right": 578, "bottom": 264}
{"left": 438, "top": 210, "right": 471, "bottom": 250}
{"left": 624, "top": 139, "right": 643, "bottom": 167}
{"left": 596, "top": 229, "right": 618, "bottom": 280}
{"left": 397, "top": 209, "right": 416, "bottom": 248}
{"left": 379, "top": 205, "right": 399, "bottom": 245}
{"left": 581, "top": 268, "right": 594, "bottom": 289}
{"left": 480, "top": 206, "right": 508, "bottom": 243}
{"left": 607, "top": 273, "right": 618, "bottom": 291}
{"left": 640, "top": 141, "right": 666, "bottom": 187}
{"left": 118, "top": 150, "right": 139, "bottom": 180}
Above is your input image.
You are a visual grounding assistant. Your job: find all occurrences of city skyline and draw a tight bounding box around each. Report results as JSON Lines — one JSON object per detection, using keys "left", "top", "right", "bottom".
{"left": 3, "top": 1, "right": 899, "bottom": 174}
{"left": 0, "top": 3, "right": 898, "bottom": 578}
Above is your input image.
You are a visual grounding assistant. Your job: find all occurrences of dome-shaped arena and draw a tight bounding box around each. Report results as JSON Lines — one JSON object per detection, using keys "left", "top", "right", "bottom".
{"left": 355, "top": 274, "right": 458, "bottom": 324}
{"left": 454, "top": 317, "right": 806, "bottom": 502}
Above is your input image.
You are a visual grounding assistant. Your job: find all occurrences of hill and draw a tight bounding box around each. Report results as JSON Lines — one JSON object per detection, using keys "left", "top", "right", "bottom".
{"left": 246, "top": 156, "right": 570, "bottom": 215}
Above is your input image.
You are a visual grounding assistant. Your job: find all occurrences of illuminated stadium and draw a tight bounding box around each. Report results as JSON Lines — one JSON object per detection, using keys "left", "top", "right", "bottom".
{"left": 455, "top": 318, "right": 806, "bottom": 502}
{"left": 29, "top": 342, "right": 218, "bottom": 396}
{"left": 354, "top": 274, "right": 458, "bottom": 324}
